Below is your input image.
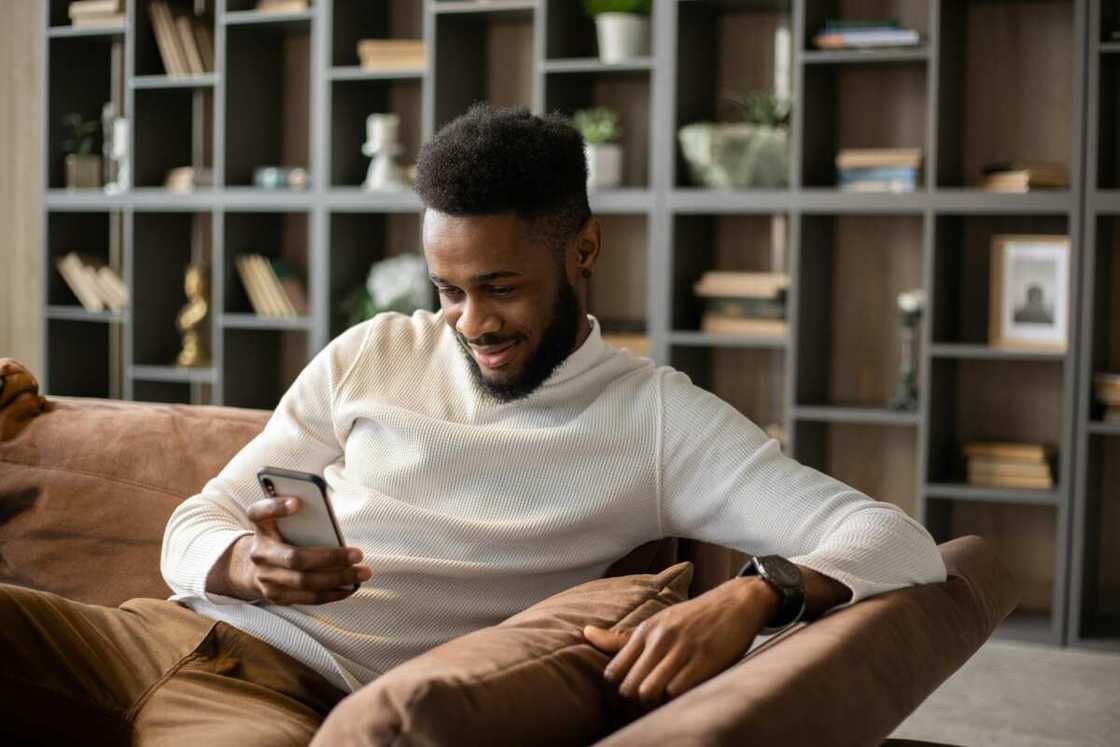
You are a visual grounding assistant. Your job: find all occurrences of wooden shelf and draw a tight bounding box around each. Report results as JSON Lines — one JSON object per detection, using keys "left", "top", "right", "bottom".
{"left": 131, "top": 74, "right": 218, "bottom": 89}
{"left": 431, "top": 1, "right": 535, "bottom": 16}
{"left": 800, "top": 47, "right": 929, "bottom": 65}
{"left": 45, "top": 305, "right": 125, "bottom": 323}
{"left": 1086, "top": 421, "right": 1120, "bottom": 436}
{"left": 222, "top": 313, "right": 314, "bottom": 331}
{"left": 329, "top": 66, "right": 425, "bottom": 82}
{"left": 47, "top": 24, "right": 125, "bottom": 39}
{"left": 929, "top": 344, "right": 1067, "bottom": 363}
{"left": 667, "top": 331, "right": 786, "bottom": 350}
{"left": 221, "top": 10, "right": 313, "bottom": 27}
{"left": 793, "top": 406, "right": 920, "bottom": 427}
{"left": 925, "top": 483, "right": 1061, "bottom": 507}
{"left": 129, "top": 365, "right": 216, "bottom": 384}
{"left": 541, "top": 57, "right": 654, "bottom": 74}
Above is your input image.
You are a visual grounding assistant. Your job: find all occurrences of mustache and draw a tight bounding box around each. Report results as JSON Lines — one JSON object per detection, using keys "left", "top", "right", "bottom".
{"left": 458, "top": 332, "right": 522, "bottom": 348}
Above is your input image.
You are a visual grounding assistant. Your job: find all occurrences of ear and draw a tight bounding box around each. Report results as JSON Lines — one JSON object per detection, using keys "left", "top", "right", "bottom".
{"left": 573, "top": 217, "right": 601, "bottom": 278}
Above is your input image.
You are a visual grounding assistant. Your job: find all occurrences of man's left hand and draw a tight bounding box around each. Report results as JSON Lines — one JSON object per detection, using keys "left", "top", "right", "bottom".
{"left": 583, "top": 576, "right": 780, "bottom": 709}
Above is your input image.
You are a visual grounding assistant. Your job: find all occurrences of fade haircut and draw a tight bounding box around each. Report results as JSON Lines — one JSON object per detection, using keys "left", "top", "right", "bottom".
{"left": 414, "top": 103, "right": 591, "bottom": 257}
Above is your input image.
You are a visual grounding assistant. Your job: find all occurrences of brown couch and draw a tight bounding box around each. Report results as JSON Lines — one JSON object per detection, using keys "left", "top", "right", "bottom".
{"left": 0, "top": 358, "right": 1018, "bottom": 746}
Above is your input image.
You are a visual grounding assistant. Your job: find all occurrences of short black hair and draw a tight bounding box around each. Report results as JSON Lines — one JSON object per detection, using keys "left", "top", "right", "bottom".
{"left": 414, "top": 104, "right": 591, "bottom": 254}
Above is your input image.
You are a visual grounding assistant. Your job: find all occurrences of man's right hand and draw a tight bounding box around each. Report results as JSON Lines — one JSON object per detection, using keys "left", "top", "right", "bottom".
{"left": 205, "top": 496, "right": 371, "bottom": 605}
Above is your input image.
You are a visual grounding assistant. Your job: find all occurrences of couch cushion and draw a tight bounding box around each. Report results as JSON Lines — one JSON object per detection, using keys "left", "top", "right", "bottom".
{"left": 0, "top": 365, "right": 268, "bottom": 606}
{"left": 310, "top": 561, "right": 694, "bottom": 747}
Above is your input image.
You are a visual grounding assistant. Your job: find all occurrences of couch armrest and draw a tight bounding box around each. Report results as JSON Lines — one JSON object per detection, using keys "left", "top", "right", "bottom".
{"left": 594, "top": 535, "right": 1019, "bottom": 747}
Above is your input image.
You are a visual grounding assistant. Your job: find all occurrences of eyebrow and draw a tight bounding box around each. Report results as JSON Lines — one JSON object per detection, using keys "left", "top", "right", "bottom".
{"left": 429, "top": 271, "right": 522, "bottom": 285}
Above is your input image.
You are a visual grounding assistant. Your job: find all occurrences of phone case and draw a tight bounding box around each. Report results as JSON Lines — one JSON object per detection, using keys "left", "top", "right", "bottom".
{"left": 256, "top": 466, "right": 347, "bottom": 549}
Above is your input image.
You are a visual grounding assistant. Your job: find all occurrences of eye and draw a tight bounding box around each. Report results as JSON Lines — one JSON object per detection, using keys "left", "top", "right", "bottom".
{"left": 490, "top": 286, "right": 514, "bottom": 297}
{"left": 437, "top": 286, "right": 463, "bottom": 299}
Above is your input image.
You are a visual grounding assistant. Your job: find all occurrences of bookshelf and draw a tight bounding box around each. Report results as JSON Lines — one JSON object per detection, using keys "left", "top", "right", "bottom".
{"left": 41, "top": 0, "right": 1093, "bottom": 647}
{"left": 1069, "top": 0, "right": 1120, "bottom": 653}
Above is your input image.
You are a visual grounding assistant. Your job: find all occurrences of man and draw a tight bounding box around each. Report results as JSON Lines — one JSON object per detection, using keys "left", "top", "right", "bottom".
{"left": 0, "top": 105, "right": 945, "bottom": 743}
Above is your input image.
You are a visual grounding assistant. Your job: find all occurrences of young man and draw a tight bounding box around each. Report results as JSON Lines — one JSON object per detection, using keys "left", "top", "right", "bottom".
{"left": 0, "top": 105, "right": 945, "bottom": 743}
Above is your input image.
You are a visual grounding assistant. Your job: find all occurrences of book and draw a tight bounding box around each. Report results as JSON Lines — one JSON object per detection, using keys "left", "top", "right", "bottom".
{"left": 356, "top": 39, "right": 427, "bottom": 71}
{"left": 256, "top": 0, "right": 310, "bottom": 12}
{"left": 235, "top": 255, "right": 270, "bottom": 316}
{"left": 693, "top": 271, "right": 789, "bottom": 300}
{"left": 966, "top": 457, "right": 1052, "bottom": 480}
{"left": 193, "top": 23, "right": 215, "bottom": 72}
{"left": 836, "top": 148, "right": 923, "bottom": 170}
{"left": 69, "top": 0, "right": 123, "bottom": 18}
{"left": 1093, "top": 372, "right": 1120, "bottom": 405}
{"left": 175, "top": 14, "right": 206, "bottom": 76}
{"left": 165, "top": 166, "right": 214, "bottom": 193}
{"left": 55, "top": 253, "right": 129, "bottom": 312}
{"left": 251, "top": 254, "right": 290, "bottom": 316}
{"left": 149, "top": 1, "right": 187, "bottom": 77}
{"left": 71, "top": 14, "right": 126, "bottom": 27}
{"left": 965, "top": 472, "right": 1054, "bottom": 490}
{"left": 979, "top": 161, "right": 1069, "bottom": 192}
{"left": 700, "top": 314, "right": 786, "bottom": 338}
{"left": 962, "top": 441, "right": 1052, "bottom": 464}
{"left": 268, "top": 257, "right": 308, "bottom": 315}
{"left": 813, "top": 27, "right": 921, "bottom": 49}
{"left": 700, "top": 297, "right": 786, "bottom": 320}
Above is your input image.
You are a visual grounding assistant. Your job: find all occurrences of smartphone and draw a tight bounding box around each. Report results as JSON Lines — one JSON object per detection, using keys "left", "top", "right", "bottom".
{"left": 256, "top": 466, "right": 349, "bottom": 551}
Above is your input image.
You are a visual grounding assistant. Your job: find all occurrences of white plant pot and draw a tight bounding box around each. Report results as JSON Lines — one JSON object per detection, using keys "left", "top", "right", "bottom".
{"left": 594, "top": 13, "right": 650, "bottom": 64}
{"left": 585, "top": 142, "right": 623, "bottom": 190}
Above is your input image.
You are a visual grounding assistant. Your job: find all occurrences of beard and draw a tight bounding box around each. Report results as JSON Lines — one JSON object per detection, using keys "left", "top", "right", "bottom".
{"left": 455, "top": 275, "right": 582, "bottom": 403}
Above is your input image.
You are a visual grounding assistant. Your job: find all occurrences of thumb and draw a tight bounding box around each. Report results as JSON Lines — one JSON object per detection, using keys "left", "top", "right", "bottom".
{"left": 583, "top": 625, "right": 630, "bottom": 652}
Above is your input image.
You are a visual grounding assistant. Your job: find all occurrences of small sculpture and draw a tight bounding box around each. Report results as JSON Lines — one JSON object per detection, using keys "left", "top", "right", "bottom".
{"left": 887, "top": 288, "right": 925, "bottom": 412}
{"left": 104, "top": 116, "right": 130, "bottom": 194}
{"left": 362, "top": 113, "right": 405, "bottom": 191}
{"left": 176, "top": 263, "right": 210, "bottom": 368}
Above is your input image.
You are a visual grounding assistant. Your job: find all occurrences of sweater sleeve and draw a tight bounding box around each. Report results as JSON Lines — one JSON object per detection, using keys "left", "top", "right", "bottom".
{"left": 658, "top": 369, "right": 946, "bottom": 617}
{"left": 160, "top": 321, "right": 371, "bottom": 605}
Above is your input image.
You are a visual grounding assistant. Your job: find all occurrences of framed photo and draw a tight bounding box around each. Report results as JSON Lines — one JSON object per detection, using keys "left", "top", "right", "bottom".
{"left": 989, "top": 234, "right": 1071, "bottom": 351}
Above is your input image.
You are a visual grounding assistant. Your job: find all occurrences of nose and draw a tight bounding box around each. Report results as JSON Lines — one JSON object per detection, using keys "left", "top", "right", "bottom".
{"left": 454, "top": 296, "right": 501, "bottom": 342}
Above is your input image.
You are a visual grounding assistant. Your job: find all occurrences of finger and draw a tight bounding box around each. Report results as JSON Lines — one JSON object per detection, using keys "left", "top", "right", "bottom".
{"left": 664, "top": 659, "right": 713, "bottom": 700}
{"left": 636, "top": 647, "right": 689, "bottom": 708}
{"left": 246, "top": 497, "right": 298, "bottom": 538}
{"left": 603, "top": 629, "right": 646, "bottom": 685}
{"left": 262, "top": 565, "right": 372, "bottom": 592}
{"left": 252, "top": 538, "right": 362, "bottom": 571}
{"left": 258, "top": 582, "right": 355, "bottom": 606}
{"left": 583, "top": 625, "right": 628, "bottom": 654}
{"left": 619, "top": 629, "right": 674, "bottom": 699}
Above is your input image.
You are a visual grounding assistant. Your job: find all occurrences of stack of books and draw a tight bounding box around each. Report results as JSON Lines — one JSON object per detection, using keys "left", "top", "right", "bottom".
{"left": 963, "top": 441, "right": 1054, "bottom": 490}
{"left": 979, "top": 161, "right": 1069, "bottom": 192}
{"left": 148, "top": 1, "right": 214, "bottom": 77}
{"left": 357, "top": 39, "right": 427, "bottom": 72}
{"left": 257, "top": 0, "right": 311, "bottom": 12}
{"left": 693, "top": 271, "right": 788, "bottom": 337}
{"left": 836, "top": 148, "right": 922, "bottom": 193}
{"left": 68, "top": 0, "right": 125, "bottom": 27}
{"left": 55, "top": 252, "right": 129, "bottom": 312}
{"left": 235, "top": 254, "right": 308, "bottom": 317}
{"left": 812, "top": 20, "right": 921, "bottom": 49}
{"left": 1093, "top": 373, "right": 1120, "bottom": 422}
{"left": 165, "top": 166, "right": 213, "bottom": 193}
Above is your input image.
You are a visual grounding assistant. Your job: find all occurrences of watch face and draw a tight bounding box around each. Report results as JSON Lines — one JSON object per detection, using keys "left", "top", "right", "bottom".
{"left": 759, "top": 556, "right": 801, "bottom": 588}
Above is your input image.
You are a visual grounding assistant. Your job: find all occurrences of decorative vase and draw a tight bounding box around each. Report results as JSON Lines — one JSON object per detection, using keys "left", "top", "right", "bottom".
{"left": 585, "top": 142, "right": 622, "bottom": 190}
{"left": 677, "top": 122, "right": 790, "bottom": 189}
{"left": 64, "top": 154, "right": 101, "bottom": 189}
{"left": 594, "top": 13, "right": 650, "bottom": 64}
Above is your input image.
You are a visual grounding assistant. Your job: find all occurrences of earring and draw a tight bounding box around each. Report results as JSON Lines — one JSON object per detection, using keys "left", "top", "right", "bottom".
{"left": 581, "top": 268, "right": 591, "bottom": 279}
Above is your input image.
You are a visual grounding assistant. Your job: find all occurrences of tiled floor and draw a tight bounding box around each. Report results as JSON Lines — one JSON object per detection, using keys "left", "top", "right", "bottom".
{"left": 889, "top": 639, "right": 1120, "bottom": 746}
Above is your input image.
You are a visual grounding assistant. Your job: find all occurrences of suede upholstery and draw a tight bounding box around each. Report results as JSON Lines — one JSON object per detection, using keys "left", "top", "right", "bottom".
{"left": 0, "top": 358, "right": 1018, "bottom": 746}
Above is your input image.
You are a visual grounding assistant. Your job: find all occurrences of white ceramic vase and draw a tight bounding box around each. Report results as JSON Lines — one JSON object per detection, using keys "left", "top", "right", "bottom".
{"left": 585, "top": 142, "right": 622, "bottom": 190}
{"left": 594, "top": 13, "right": 650, "bottom": 64}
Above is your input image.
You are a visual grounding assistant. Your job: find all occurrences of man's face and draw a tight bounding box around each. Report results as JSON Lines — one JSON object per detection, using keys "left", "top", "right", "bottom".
{"left": 422, "top": 210, "right": 586, "bottom": 402}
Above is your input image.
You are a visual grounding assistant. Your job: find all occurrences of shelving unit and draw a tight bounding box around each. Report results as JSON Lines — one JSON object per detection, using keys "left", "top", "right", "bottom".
{"left": 42, "top": 0, "right": 1092, "bottom": 646}
{"left": 1069, "top": 0, "right": 1120, "bottom": 653}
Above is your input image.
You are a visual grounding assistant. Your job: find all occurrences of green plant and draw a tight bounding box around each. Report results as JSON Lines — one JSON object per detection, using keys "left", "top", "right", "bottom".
{"left": 570, "top": 107, "right": 622, "bottom": 145}
{"left": 60, "top": 112, "right": 99, "bottom": 156}
{"left": 721, "top": 91, "right": 792, "bottom": 128}
{"left": 582, "top": 0, "right": 652, "bottom": 17}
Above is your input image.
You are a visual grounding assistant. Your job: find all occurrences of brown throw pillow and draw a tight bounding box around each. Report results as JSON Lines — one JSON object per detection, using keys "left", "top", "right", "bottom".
{"left": 311, "top": 561, "right": 694, "bottom": 747}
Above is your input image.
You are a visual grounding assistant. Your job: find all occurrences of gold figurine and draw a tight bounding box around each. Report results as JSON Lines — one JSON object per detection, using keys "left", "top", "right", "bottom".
{"left": 176, "top": 262, "right": 210, "bottom": 367}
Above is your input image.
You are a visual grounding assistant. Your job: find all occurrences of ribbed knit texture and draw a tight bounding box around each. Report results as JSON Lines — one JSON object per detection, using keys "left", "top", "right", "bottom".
{"left": 161, "top": 309, "right": 947, "bottom": 693}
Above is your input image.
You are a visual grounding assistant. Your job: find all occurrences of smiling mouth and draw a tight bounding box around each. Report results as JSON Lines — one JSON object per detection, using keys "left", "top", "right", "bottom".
{"left": 471, "top": 340, "right": 519, "bottom": 369}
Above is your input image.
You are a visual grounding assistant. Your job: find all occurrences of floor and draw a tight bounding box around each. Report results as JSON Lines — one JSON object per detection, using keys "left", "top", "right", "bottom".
{"left": 888, "top": 639, "right": 1120, "bottom": 746}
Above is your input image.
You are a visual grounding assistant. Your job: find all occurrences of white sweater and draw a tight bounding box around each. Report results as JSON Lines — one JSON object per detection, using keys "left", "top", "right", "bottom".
{"left": 161, "top": 309, "right": 947, "bottom": 693}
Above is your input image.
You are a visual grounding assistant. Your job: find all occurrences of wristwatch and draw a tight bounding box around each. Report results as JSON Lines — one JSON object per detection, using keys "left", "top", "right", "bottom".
{"left": 738, "top": 554, "right": 806, "bottom": 634}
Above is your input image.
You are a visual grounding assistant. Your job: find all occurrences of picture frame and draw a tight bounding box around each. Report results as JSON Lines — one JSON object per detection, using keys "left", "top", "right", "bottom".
{"left": 989, "top": 234, "right": 1071, "bottom": 352}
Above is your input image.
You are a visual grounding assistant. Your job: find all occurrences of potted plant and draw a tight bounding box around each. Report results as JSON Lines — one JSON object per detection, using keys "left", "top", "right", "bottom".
{"left": 583, "top": 0, "right": 652, "bottom": 64}
{"left": 571, "top": 107, "right": 623, "bottom": 190}
{"left": 678, "top": 91, "right": 791, "bottom": 189}
{"left": 60, "top": 112, "right": 102, "bottom": 189}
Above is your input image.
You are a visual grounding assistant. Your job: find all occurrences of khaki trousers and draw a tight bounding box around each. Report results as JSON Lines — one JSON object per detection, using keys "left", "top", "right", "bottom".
{"left": 0, "top": 583, "right": 348, "bottom": 746}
